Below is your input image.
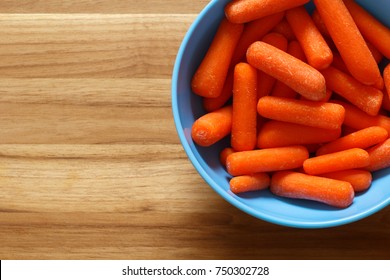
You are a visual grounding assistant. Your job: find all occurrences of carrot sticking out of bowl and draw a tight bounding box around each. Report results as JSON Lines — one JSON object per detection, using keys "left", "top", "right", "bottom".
{"left": 270, "top": 171, "right": 354, "bottom": 208}
{"left": 230, "top": 173, "right": 270, "bottom": 194}
{"left": 224, "top": 0, "right": 310, "bottom": 24}
{"left": 226, "top": 146, "right": 309, "bottom": 176}
{"left": 257, "top": 96, "right": 345, "bottom": 130}
{"left": 257, "top": 120, "right": 341, "bottom": 149}
{"left": 320, "top": 169, "right": 372, "bottom": 192}
{"left": 366, "top": 138, "right": 390, "bottom": 172}
{"left": 344, "top": 0, "right": 390, "bottom": 59}
{"left": 285, "top": 5, "right": 333, "bottom": 70}
{"left": 270, "top": 40, "right": 306, "bottom": 99}
{"left": 191, "top": 18, "right": 243, "bottom": 98}
{"left": 313, "top": 0, "right": 381, "bottom": 86}
{"left": 246, "top": 41, "right": 326, "bottom": 101}
{"left": 316, "top": 126, "right": 388, "bottom": 156}
{"left": 191, "top": 106, "right": 232, "bottom": 147}
{"left": 230, "top": 12, "right": 285, "bottom": 67}
{"left": 231, "top": 62, "right": 258, "bottom": 151}
{"left": 321, "top": 66, "right": 383, "bottom": 116}
{"left": 303, "top": 148, "right": 370, "bottom": 175}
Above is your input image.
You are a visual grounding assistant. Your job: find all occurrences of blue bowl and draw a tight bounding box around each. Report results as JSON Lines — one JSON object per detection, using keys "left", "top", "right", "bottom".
{"left": 172, "top": 0, "right": 390, "bottom": 228}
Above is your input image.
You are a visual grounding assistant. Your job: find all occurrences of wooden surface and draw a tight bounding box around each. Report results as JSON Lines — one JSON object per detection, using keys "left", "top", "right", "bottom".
{"left": 0, "top": 0, "right": 389, "bottom": 260}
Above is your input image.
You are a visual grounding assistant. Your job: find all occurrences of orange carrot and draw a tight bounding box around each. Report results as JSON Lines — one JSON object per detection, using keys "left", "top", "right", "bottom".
{"left": 271, "top": 40, "right": 306, "bottom": 99}
{"left": 191, "top": 106, "right": 232, "bottom": 147}
{"left": 224, "top": 0, "right": 310, "bottom": 24}
{"left": 247, "top": 41, "right": 326, "bottom": 101}
{"left": 321, "top": 66, "right": 383, "bottom": 116}
{"left": 313, "top": 0, "right": 381, "bottom": 85}
{"left": 191, "top": 19, "right": 243, "bottom": 98}
{"left": 230, "top": 173, "right": 270, "bottom": 194}
{"left": 366, "top": 138, "right": 390, "bottom": 172}
{"left": 202, "top": 69, "right": 234, "bottom": 112}
{"left": 331, "top": 100, "right": 390, "bottom": 134}
{"left": 316, "top": 126, "right": 388, "bottom": 156}
{"left": 257, "top": 120, "right": 341, "bottom": 148}
{"left": 257, "top": 32, "right": 289, "bottom": 99}
{"left": 384, "top": 64, "right": 390, "bottom": 101}
{"left": 271, "top": 19, "right": 296, "bottom": 41}
{"left": 230, "top": 12, "right": 285, "bottom": 67}
{"left": 271, "top": 171, "right": 354, "bottom": 208}
{"left": 220, "top": 147, "right": 235, "bottom": 167}
{"left": 321, "top": 169, "right": 372, "bottom": 192}
{"left": 311, "top": 9, "right": 330, "bottom": 38}
{"left": 303, "top": 148, "right": 370, "bottom": 175}
{"left": 257, "top": 96, "right": 345, "bottom": 130}
{"left": 231, "top": 62, "right": 258, "bottom": 151}
{"left": 226, "top": 145, "right": 309, "bottom": 176}
{"left": 382, "top": 87, "right": 390, "bottom": 112}
{"left": 286, "top": 6, "right": 333, "bottom": 70}
{"left": 301, "top": 89, "right": 332, "bottom": 102}
{"left": 344, "top": 0, "right": 390, "bottom": 59}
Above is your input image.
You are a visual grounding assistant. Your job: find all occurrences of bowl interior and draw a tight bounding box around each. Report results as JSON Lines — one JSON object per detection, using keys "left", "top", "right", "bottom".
{"left": 172, "top": 0, "right": 390, "bottom": 228}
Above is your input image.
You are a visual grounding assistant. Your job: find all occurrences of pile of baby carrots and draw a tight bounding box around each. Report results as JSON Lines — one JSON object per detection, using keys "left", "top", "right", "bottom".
{"left": 190, "top": 0, "right": 390, "bottom": 208}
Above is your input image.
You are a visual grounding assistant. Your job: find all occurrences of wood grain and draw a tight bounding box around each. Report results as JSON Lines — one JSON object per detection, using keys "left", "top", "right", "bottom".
{"left": 0, "top": 0, "right": 389, "bottom": 260}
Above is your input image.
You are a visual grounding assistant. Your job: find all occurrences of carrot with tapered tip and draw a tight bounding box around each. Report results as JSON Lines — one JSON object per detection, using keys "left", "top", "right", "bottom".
{"left": 316, "top": 126, "right": 388, "bottom": 156}
{"left": 303, "top": 148, "right": 370, "bottom": 175}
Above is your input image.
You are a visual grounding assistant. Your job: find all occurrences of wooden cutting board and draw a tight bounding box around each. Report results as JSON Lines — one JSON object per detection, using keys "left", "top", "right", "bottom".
{"left": 0, "top": 0, "right": 389, "bottom": 260}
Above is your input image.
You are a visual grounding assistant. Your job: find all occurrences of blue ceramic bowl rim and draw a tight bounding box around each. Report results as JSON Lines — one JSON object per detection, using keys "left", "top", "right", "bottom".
{"left": 171, "top": 0, "right": 390, "bottom": 228}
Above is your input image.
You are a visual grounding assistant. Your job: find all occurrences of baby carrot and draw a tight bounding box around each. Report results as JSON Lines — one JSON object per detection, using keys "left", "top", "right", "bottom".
{"left": 202, "top": 69, "right": 233, "bottom": 112}
{"left": 366, "top": 138, "right": 390, "bottom": 172}
{"left": 303, "top": 148, "right": 370, "bottom": 175}
{"left": 257, "top": 120, "right": 341, "bottom": 148}
{"left": 286, "top": 6, "right": 333, "bottom": 70}
{"left": 230, "top": 12, "right": 285, "bottom": 67}
{"left": 231, "top": 63, "right": 258, "bottom": 151}
{"left": 313, "top": 0, "right": 381, "bottom": 86}
{"left": 321, "top": 169, "right": 372, "bottom": 192}
{"left": 331, "top": 100, "right": 390, "bottom": 134}
{"left": 257, "top": 32, "right": 289, "bottom": 99}
{"left": 321, "top": 66, "right": 383, "bottom": 116}
{"left": 191, "top": 106, "right": 232, "bottom": 147}
{"left": 230, "top": 173, "right": 270, "bottom": 194}
{"left": 271, "top": 171, "right": 354, "bottom": 208}
{"left": 316, "top": 126, "right": 388, "bottom": 156}
{"left": 271, "top": 40, "right": 306, "bottom": 99}
{"left": 224, "top": 0, "right": 310, "bottom": 24}
{"left": 301, "top": 89, "right": 332, "bottom": 102}
{"left": 344, "top": 0, "right": 390, "bottom": 59}
{"left": 247, "top": 41, "right": 326, "bottom": 101}
{"left": 257, "top": 96, "right": 345, "bottom": 130}
{"left": 226, "top": 145, "right": 309, "bottom": 176}
{"left": 191, "top": 19, "right": 243, "bottom": 98}
{"left": 220, "top": 147, "right": 235, "bottom": 167}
